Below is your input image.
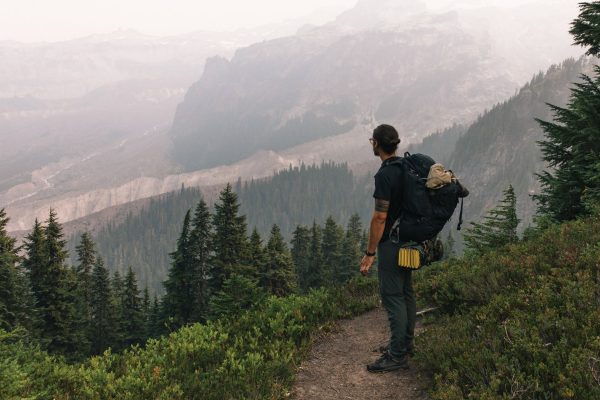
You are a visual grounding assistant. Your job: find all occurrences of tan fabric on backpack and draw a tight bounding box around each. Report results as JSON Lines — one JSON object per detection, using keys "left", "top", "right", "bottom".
{"left": 426, "top": 163, "right": 454, "bottom": 189}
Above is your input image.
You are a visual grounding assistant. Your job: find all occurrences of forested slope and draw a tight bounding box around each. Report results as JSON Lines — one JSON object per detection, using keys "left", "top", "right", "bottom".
{"left": 67, "top": 162, "right": 373, "bottom": 293}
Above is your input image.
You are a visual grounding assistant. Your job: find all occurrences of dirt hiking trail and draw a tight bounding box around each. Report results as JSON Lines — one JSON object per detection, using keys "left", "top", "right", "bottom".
{"left": 291, "top": 307, "right": 430, "bottom": 400}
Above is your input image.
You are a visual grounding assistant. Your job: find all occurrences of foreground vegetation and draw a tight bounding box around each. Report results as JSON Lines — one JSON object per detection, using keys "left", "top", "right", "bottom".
{"left": 414, "top": 212, "right": 600, "bottom": 399}
{"left": 0, "top": 277, "right": 378, "bottom": 400}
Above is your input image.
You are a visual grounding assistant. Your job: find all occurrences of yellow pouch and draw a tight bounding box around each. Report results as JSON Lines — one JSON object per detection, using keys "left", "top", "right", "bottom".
{"left": 397, "top": 244, "right": 424, "bottom": 270}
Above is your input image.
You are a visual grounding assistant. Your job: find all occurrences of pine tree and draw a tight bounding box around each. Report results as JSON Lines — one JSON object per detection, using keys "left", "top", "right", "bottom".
{"left": 162, "top": 210, "right": 194, "bottom": 330}
{"left": 75, "top": 232, "right": 96, "bottom": 303}
{"left": 22, "top": 219, "right": 47, "bottom": 304}
{"left": 89, "top": 256, "right": 117, "bottom": 355}
{"left": 148, "top": 295, "right": 161, "bottom": 337}
{"left": 0, "top": 208, "right": 31, "bottom": 331}
{"left": 306, "top": 221, "right": 323, "bottom": 289}
{"left": 209, "top": 274, "right": 265, "bottom": 319}
{"left": 46, "top": 209, "right": 87, "bottom": 356}
{"left": 188, "top": 199, "right": 212, "bottom": 322}
{"left": 291, "top": 225, "right": 311, "bottom": 293}
{"left": 464, "top": 185, "right": 520, "bottom": 256}
{"left": 74, "top": 232, "right": 96, "bottom": 352}
{"left": 570, "top": 2, "right": 600, "bottom": 56}
{"left": 535, "top": 2, "right": 600, "bottom": 221}
{"left": 247, "top": 228, "right": 267, "bottom": 279}
{"left": 321, "top": 216, "right": 345, "bottom": 286}
{"left": 121, "top": 267, "right": 144, "bottom": 347}
{"left": 142, "top": 286, "right": 150, "bottom": 340}
{"left": 340, "top": 214, "right": 362, "bottom": 283}
{"left": 25, "top": 209, "right": 86, "bottom": 357}
{"left": 111, "top": 270, "right": 126, "bottom": 347}
{"left": 212, "top": 183, "right": 251, "bottom": 289}
{"left": 261, "top": 225, "right": 297, "bottom": 296}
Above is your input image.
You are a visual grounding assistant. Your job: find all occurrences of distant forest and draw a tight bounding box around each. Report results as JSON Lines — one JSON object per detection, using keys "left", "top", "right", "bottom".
{"left": 68, "top": 162, "right": 374, "bottom": 293}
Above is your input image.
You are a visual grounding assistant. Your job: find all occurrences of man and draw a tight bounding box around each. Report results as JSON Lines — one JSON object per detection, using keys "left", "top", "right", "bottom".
{"left": 360, "top": 124, "right": 416, "bottom": 372}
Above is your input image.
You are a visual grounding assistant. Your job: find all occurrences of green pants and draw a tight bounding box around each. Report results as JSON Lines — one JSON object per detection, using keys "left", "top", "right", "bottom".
{"left": 377, "top": 240, "right": 416, "bottom": 358}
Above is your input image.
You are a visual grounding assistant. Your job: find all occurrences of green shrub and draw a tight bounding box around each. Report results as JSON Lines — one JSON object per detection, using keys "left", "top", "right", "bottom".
{"left": 0, "top": 277, "right": 378, "bottom": 399}
{"left": 415, "top": 213, "right": 600, "bottom": 399}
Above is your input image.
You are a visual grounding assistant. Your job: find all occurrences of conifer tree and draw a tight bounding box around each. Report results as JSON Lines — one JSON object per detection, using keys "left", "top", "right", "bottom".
{"left": 25, "top": 209, "right": 86, "bottom": 356}
{"left": 247, "top": 228, "right": 267, "bottom": 280}
{"left": 142, "top": 287, "right": 150, "bottom": 340}
{"left": 570, "top": 2, "right": 600, "bottom": 56}
{"left": 0, "top": 208, "right": 31, "bottom": 331}
{"left": 75, "top": 232, "right": 96, "bottom": 303}
{"left": 209, "top": 274, "right": 265, "bottom": 318}
{"left": 291, "top": 225, "right": 311, "bottom": 293}
{"left": 89, "top": 256, "right": 117, "bottom": 355}
{"left": 340, "top": 214, "right": 362, "bottom": 283}
{"left": 464, "top": 185, "right": 520, "bottom": 256}
{"left": 321, "top": 216, "right": 345, "bottom": 286}
{"left": 162, "top": 210, "right": 194, "bottom": 329}
{"left": 261, "top": 225, "right": 297, "bottom": 296}
{"left": 188, "top": 199, "right": 213, "bottom": 322}
{"left": 22, "top": 219, "right": 47, "bottom": 303}
{"left": 306, "top": 221, "right": 323, "bottom": 289}
{"left": 212, "top": 183, "right": 251, "bottom": 289}
{"left": 74, "top": 232, "right": 96, "bottom": 351}
{"left": 535, "top": 2, "right": 600, "bottom": 221}
{"left": 148, "top": 295, "right": 161, "bottom": 337}
{"left": 121, "top": 267, "right": 144, "bottom": 347}
{"left": 111, "top": 270, "right": 126, "bottom": 346}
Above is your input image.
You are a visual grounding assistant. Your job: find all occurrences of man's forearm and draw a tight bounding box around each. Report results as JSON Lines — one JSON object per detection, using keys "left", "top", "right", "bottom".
{"left": 367, "top": 214, "right": 386, "bottom": 253}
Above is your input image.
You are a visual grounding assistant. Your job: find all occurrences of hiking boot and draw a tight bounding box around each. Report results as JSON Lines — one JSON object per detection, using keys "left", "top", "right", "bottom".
{"left": 377, "top": 343, "right": 415, "bottom": 357}
{"left": 366, "top": 351, "right": 409, "bottom": 373}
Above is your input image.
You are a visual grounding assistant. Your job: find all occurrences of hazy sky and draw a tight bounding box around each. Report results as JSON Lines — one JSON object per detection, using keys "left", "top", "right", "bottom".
{"left": 1, "top": 0, "right": 576, "bottom": 43}
{"left": 1, "top": 0, "right": 358, "bottom": 42}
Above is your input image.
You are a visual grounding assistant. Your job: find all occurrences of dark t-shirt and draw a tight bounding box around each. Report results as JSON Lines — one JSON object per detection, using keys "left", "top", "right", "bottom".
{"left": 373, "top": 156, "right": 404, "bottom": 244}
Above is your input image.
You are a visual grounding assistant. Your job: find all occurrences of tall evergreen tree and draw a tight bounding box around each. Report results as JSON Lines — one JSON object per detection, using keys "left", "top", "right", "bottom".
{"left": 0, "top": 208, "right": 31, "bottom": 331}
{"left": 111, "top": 270, "right": 126, "bottom": 346}
{"left": 535, "top": 2, "right": 600, "bottom": 221}
{"left": 340, "top": 214, "right": 362, "bottom": 283}
{"left": 89, "top": 256, "right": 117, "bottom": 355}
{"left": 464, "top": 185, "right": 520, "bottom": 256}
{"left": 142, "top": 286, "right": 151, "bottom": 340}
{"left": 209, "top": 274, "right": 265, "bottom": 319}
{"left": 261, "top": 225, "right": 297, "bottom": 296}
{"left": 321, "top": 216, "right": 345, "bottom": 286}
{"left": 212, "top": 183, "right": 251, "bottom": 289}
{"left": 188, "top": 199, "right": 212, "bottom": 322}
{"left": 148, "top": 295, "right": 161, "bottom": 337}
{"left": 306, "top": 221, "right": 323, "bottom": 289}
{"left": 75, "top": 232, "right": 96, "bottom": 302}
{"left": 162, "top": 210, "right": 194, "bottom": 330}
{"left": 121, "top": 267, "right": 144, "bottom": 347}
{"left": 25, "top": 209, "right": 86, "bottom": 357}
{"left": 570, "top": 2, "right": 600, "bottom": 56}
{"left": 22, "top": 219, "right": 47, "bottom": 303}
{"left": 74, "top": 232, "right": 96, "bottom": 352}
{"left": 247, "top": 228, "right": 267, "bottom": 280}
{"left": 291, "top": 225, "right": 311, "bottom": 293}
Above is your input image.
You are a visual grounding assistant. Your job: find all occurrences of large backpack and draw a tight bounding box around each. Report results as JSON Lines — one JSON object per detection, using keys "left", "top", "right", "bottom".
{"left": 387, "top": 152, "right": 469, "bottom": 243}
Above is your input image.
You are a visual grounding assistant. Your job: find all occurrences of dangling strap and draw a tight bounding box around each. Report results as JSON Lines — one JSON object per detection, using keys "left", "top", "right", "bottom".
{"left": 457, "top": 198, "right": 464, "bottom": 231}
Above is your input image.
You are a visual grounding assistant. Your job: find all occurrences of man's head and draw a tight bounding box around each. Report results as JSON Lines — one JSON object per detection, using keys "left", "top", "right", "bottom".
{"left": 370, "top": 124, "right": 400, "bottom": 157}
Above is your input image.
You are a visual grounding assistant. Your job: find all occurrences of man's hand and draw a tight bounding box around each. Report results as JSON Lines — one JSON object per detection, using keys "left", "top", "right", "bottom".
{"left": 360, "top": 255, "right": 376, "bottom": 276}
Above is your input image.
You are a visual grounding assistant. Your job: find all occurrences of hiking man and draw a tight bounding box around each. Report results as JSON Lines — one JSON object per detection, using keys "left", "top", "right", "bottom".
{"left": 360, "top": 124, "right": 415, "bottom": 372}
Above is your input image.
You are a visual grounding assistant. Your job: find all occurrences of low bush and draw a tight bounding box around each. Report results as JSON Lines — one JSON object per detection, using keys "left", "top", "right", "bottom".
{"left": 0, "top": 277, "right": 378, "bottom": 399}
{"left": 414, "top": 214, "right": 600, "bottom": 399}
